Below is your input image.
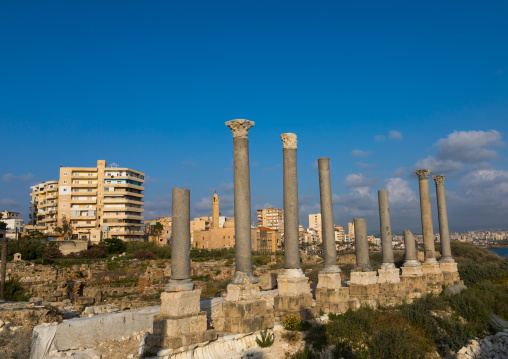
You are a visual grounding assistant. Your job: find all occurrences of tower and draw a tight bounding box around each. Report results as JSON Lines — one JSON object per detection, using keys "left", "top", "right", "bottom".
{"left": 211, "top": 192, "right": 220, "bottom": 229}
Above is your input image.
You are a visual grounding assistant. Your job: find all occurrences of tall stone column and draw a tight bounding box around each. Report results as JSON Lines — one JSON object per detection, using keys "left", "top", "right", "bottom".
{"left": 402, "top": 229, "right": 419, "bottom": 267}
{"left": 432, "top": 175, "right": 454, "bottom": 263}
{"left": 226, "top": 119, "right": 256, "bottom": 283}
{"left": 281, "top": 133, "right": 301, "bottom": 272}
{"left": 353, "top": 218, "right": 372, "bottom": 272}
{"left": 165, "top": 187, "right": 194, "bottom": 292}
{"left": 377, "top": 189, "right": 400, "bottom": 284}
{"left": 378, "top": 189, "right": 394, "bottom": 269}
{"left": 414, "top": 169, "right": 437, "bottom": 264}
{"left": 274, "top": 133, "right": 312, "bottom": 320}
{"left": 318, "top": 157, "right": 340, "bottom": 273}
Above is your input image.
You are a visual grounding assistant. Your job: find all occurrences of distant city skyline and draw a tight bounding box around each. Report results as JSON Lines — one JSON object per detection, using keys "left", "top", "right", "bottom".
{"left": 1, "top": 1, "right": 507, "bottom": 233}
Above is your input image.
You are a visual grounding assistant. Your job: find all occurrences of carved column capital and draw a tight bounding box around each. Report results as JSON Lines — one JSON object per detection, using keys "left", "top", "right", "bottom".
{"left": 414, "top": 169, "right": 432, "bottom": 181}
{"left": 225, "top": 119, "right": 255, "bottom": 139}
{"left": 432, "top": 175, "right": 445, "bottom": 187}
{"left": 281, "top": 133, "right": 297, "bottom": 149}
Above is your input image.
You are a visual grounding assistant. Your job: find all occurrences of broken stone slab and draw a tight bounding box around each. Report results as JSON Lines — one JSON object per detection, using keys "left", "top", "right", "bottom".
{"left": 444, "top": 283, "right": 467, "bottom": 296}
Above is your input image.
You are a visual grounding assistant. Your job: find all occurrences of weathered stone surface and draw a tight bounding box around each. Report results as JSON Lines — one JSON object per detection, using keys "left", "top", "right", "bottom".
{"left": 378, "top": 189, "right": 395, "bottom": 268}
{"left": 401, "top": 266, "right": 423, "bottom": 276}
{"left": 225, "top": 282, "right": 261, "bottom": 302}
{"left": 315, "top": 287, "right": 350, "bottom": 314}
{"left": 160, "top": 289, "right": 201, "bottom": 317}
{"left": 316, "top": 272, "right": 342, "bottom": 289}
{"left": 439, "top": 261, "right": 458, "bottom": 273}
{"left": 277, "top": 272, "right": 311, "bottom": 297}
{"left": 353, "top": 218, "right": 372, "bottom": 271}
{"left": 433, "top": 175, "right": 454, "bottom": 263}
{"left": 415, "top": 169, "right": 437, "bottom": 264}
{"left": 444, "top": 283, "right": 467, "bottom": 295}
{"left": 350, "top": 271, "right": 377, "bottom": 285}
{"left": 274, "top": 293, "right": 314, "bottom": 320}
{"left": 223, "top": 299, "right": 273, "bottom": 333}
{"left": 152, "top": 312, "right": 207, "bottom": 336}
{"left": 377, "top": 267, "right": 400, "bottom": 284}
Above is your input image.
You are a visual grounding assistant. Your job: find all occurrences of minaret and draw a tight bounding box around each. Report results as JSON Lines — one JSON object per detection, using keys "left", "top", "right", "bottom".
{"left": 212, "top": 192, "right": 220, "bottom": 229}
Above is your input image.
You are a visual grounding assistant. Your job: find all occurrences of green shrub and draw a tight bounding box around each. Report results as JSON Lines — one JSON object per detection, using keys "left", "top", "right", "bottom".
{"left": 126, "top": 241, "right": 171, "bottom": 259}
{"left": 4, "top": 278, "right": 29, "bottom": 301}
{"left": 103, "top": 237, "right": 127, "bottom": 254}
{"left": 282, "top": 314, "right": 303, "bottom": 331}
{"left": 369, "top": 326, "right": 429, "bottom": 359}
{"left": 81, "top": 245, "right": 107, "bottom": 259}
{"left": 42, "top": 246, "right": 64, "bottom": 261}
{"left": 255, "top": 328, "right": 274, "bottom": 348}
{"left": 133, "top": 249, "right": 158, "bottom": 261}
{"left": 8, "top": 237, "right": 48, "bottom": 261}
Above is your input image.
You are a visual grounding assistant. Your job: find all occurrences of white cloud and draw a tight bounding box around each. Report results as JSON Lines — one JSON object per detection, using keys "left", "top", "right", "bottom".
{"left": 219, "top": 182, "right": 234, "bottom": 193}
{"left": 344, "top": 173, "right": 377, "bottom": 188}
{"left": 392, "top": 167, "right": 406, "bottom": 177}
{"left": 385, "top": 177, "right": 417, "bottom": 204}
{"left": 356, "top": 162, "right": 378, "bottom": 169}
{"left": 375, "top": 135, "right": 386, "bottom": 142}
{"left": 0, "top": 198, "right": 20, "bottom": 208}
{"left": 351, "top": 149, "right": 372, "bottom": 158}
{"left": 414, "top": 156, "right": 463, "bottom": 172}
{"left": 389, "top": 130, "right": 403, "bottom": 141}
{"left": 2, "top": 173, "right": 35, "bottom": 182}
{"left": 435, "top": 130, "right": 502, "bottom": 163}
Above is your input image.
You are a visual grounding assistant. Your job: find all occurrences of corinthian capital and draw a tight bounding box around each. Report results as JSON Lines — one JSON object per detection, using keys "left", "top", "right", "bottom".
{"left": 414, "top": 169, "right": 432, "bottom": 181}
{"left": 432, "top": 174, "right": 445, "bottom": 187}
{"left": 281, "top": 133, "right": 297, "bottom": 149}
{"left": 225, "top": 119, "right": 255, "bottom": 139}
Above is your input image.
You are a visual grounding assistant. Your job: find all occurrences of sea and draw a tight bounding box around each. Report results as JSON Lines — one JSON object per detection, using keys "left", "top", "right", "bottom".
{"left": 488, "top": 248, "right": 508, "bottom": 258}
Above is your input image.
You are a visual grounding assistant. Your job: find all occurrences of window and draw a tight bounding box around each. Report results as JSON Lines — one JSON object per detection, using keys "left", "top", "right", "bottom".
{"left": 88, "top": 181, "right": 92, "bottom": 184}
{"left": 63, "top": 196, "right": 67, "bottom": 200}
{"left": 64, "top": 172, "right": 68, "bottom": 176}
{"left": 63, "top": 180, "right": 67, "bottom": 184}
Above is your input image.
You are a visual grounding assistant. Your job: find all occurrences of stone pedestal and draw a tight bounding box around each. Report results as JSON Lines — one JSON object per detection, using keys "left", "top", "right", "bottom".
{"left": 400, "top": 266, "right": 426, "bottom": 302}
{"left": 421, "top": 263, "right": 444, "bottom": 295}
{"left": 440, "top": 262, "right": 462, "bottom": 287}
{"left": 377, "top": 267, "right": 400, "bottom": 284}
{"left": 146, "top": 289, "right": 217, "bottom": 352}
{"left": 274, "top": 269, "right": 313, "bottom": 320}
{"left": 223, "top": 282, "right": 274, "bottom": 333}
{"left": 315, "top": 272, "right": 350, "bottom": 314}
{"left": 349, "top": 271, "right": 378, "bottom": 308}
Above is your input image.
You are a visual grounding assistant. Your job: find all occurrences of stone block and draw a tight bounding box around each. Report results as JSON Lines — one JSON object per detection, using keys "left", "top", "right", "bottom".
{"left": 274, "top": 294, "right": 313, "bottom": 311}
{"left": 223, "top": 300, "right": 266, "bottom": 319}
{"left": 223, "top": 314, "right": 273, "bottom": 333}
{"left": 421, "top": 263, "right": 442, "bottom": 275}
{"left": 350, "top": 271, "right": 377, "bottom": 285}
{"left": 349, "top": 284, "right": 379, "bottom": 296}
{"left": 153, "top": 312, "right": 207, "bottom": 336}
{"left": 401, "top": 266, "right": 423, "bottom": 276}
{"left": 316, "top": 272, "right": 342, "bottom": 289}
{"left": 315, "top": 287, "right": 349, "bottom": 304}
{"left": 377, "top": 268, "right": 400, "bottom": 283}
{"left": 160, "top": 289, "right": 201, "bottom": 317}
{"left": 277, "top": 276, "right": 311, "bottom": 296}
{"left": 225, "top": 283, "right": 261, "bottom": 302}
{"left": 440, "top": 262, "right": 458, "bottom": 273}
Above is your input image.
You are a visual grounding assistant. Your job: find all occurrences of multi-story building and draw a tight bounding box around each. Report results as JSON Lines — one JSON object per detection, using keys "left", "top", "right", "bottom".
{"left": 257, "top": 207, "right": 284, "bottom": 233}
{"left": 28, "top": 160, "right": 145, "bottom": 242}
{"left": 347, "top": 221, "right": 355, "bottom": 242}
{"left": 0, "top": 211, "right": 24, "bottom": 239}
{"left": 308, "top": 213, "right": 322, "bottom": 230}
{"left": 29, "top": 180, "right": 59, "bottom": 232}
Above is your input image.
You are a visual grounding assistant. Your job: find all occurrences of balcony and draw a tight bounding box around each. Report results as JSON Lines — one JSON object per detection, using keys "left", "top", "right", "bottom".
{"left": 107, "top": 230, "right": 145, "bottom": 236}
{"left": 74, "top": 222, "right": 96, "bottom": 228}
{"left": 104, "top": 221, "right": 144, "bottom": 227}
{"left": 72, "top": 173, "right": 97, "bottom": 179}
{"left": 70, "top": 198, "right": 97, "bottom": 204}
{"left": 102, "top": 197, "right": 144, "bottom": 205}
{"left": 71, "top": 189, "right": 97, "bottom": 195}
{"left": 103, "top": 214, "right": 143, "bottom": 221}
{"left": 71, "top": 183, "right": 97, "bottom": 188}
{"left": 103, "top": 207, "right": 144, "bottom": 213}
{"left": 104, "top": 190, "right": 144, "bottom": 198}
{"left": 107, "top": 183, "right": 144, "bottom": 191}
{"left": 46, "top": 186, "right": 58, "bottom": 192}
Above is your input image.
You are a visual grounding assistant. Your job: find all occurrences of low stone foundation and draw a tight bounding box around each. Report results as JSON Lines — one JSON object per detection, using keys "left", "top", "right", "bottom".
{"left": 274, "top": 270, "right": 314, "bottom": 320}
{"left": 422, "top": 263, "right": 444, "bottom": 295}
{"left": 440, "top": 262, "right": 462, "bottom": 287}
{"left": 349, "top": 271, "right": 379, "bottom": 308}
{"left": 400, "top": 266, "right": 426, "bottom": 302}
{"left": 315, "top": 287, "right": 350, "bottom": 314}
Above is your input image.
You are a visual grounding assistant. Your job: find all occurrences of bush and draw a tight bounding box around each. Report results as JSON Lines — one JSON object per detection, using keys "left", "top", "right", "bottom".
{"left": 103, "top": 237, "right": 127, "bottom": 254}
{"left": 80, "top": 245, "right": 107, "bottom": 259}
{"left": 282, "top": 314, "right": 304, "bottom": 331}
{"left": 126, "top": 241, "right": 171, "bottom": 259}
{"left": 42, "top": 246, "right": 63, "bottom": 261}
{"left": 133, "top": 249, "right": 158, "bottom": 261}
{"left": 255, "top": 328, "right": 274, "bottom": 347}
{"left": 190, "top": 248, "right": 235, "bottom": 262}
{"left": 8, "top": 237, "right": 48, "bottom": 261}
{"left": 4, "top": 278, "right": 29, "bottom": 301}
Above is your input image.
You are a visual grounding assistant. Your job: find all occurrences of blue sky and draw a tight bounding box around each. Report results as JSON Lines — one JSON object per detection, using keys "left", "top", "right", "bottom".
{"left": 1, "top": 1, "right": 507, "bottom": 234}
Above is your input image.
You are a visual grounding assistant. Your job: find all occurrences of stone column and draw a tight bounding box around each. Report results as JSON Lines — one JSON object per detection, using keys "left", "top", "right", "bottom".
{"left": 402, "top": 229, "right": 419, "bottom": 267}
{"left": 378, "top": 189, "right": 394, "bottom": 269}
{"left": 165, "top": 187, "right": 194, "bottom": 292}
{"left": 318, "top": 158, "right": 340, "bottom": 273}
{"left": 432, "top": 175, "right": 454, "bottom": 263}
{"left": 414, "top": 169, "right": 437, "bottom": 264}
{"left": 353, "top": 218, "right": 372, "bottom": 272}
{"left": 226, "top": 119, "right": 256, "bottom": 283}
{"left": 281, "top": 133, "right": 301, "bottom": 272}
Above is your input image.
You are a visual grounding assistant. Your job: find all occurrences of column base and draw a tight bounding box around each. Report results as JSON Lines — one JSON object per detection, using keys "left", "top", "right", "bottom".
{"left": 440, "top": 262, "right": 462, "bottom": 286}
{"left": 317, "top": 271, "right": 342, "bottom": 289}
{"left": 145, "top": 289, "right": 217, "bottom": 352}
{"left": 315, "top": 287, "right": 350, "bottom": 314}
{"left": 378, "top": 282, "right": 406, "bottom": 307}
{"left": 222, "top": 299, "right": 274, "bottom": 333}
{"left": 377, "top": 267, "right": 400, "bottom": 284}
{"left": 225, "top": 282, "right": 261, "bottom": 302}
{"left": 275, "top": 268, "right": 313, "bottom": 320}
{"left": 400, "top": 266, "right": 425, "bottom": 302}
{"left": 421, "top": 263, "right": 444, "bottom": 295}
{"left": 230, "top": 271, "right": 259, "bottom": 284}
{"left": 349, "top": 271, "right": 378, "bottom": 308}
{"left": 164, "top": 278, "right": 195, "bottom": 292}
{"left": 402, "top": 259, "right": 420, "bottom": 267}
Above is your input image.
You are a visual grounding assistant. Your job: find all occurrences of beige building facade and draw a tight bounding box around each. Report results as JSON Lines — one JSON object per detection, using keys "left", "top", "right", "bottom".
{"left": 257, "top": 207, "right": 284, "bottom": 233}
{"left": 29, "top": 160, "right": 145, "bottom": 242}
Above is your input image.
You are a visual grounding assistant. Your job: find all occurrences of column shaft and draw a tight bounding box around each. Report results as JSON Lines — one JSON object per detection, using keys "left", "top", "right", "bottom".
{"left": 378, "top": 189, "right": 394, "bottom": 268}
{"left": 403, "top": 229, "right": 419, "bottom": 266}
{"left": 318, "top": 158, "right": 339, "bottom": 271}
{"left": 415, "top": 170, "right": 437, "bottom": 264}
{"left": 433, "top": 175, "right": 454, "bottom": 262}
{"left": 233, "top": 137, "right": 253, "bottom": 274}
{"left": 171, "top": 188, "right": 191, "bottom": 280}
{"left": 283, "top": 147, "right": 300, "bottom": 269}
{"left": 354, "top": 218, "right": 372, "bottom": 271}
